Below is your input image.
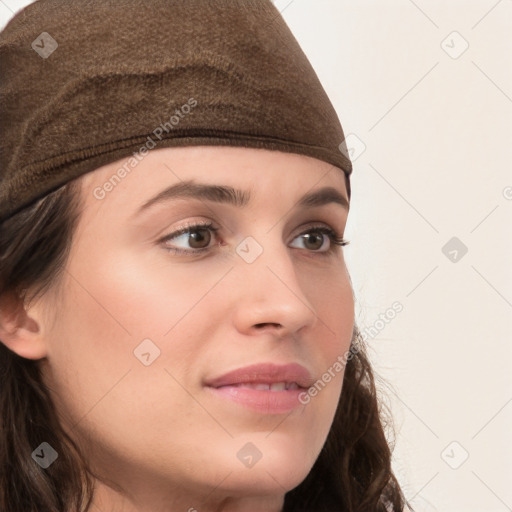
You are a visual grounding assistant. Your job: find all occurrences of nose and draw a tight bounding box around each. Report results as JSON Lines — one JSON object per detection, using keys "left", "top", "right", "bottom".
{"left": 231, "top": 238, "right": 319, "bottom": 339}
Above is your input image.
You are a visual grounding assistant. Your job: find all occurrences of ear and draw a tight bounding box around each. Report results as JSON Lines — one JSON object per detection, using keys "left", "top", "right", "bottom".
{"left": 0, "top": 290, "right": 48, "bottom": 360}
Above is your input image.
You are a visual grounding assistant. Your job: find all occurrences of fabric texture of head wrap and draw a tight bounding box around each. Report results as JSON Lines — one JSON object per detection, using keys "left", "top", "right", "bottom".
{"left": 0, "top": 0, "right": 353, "bottom": 222}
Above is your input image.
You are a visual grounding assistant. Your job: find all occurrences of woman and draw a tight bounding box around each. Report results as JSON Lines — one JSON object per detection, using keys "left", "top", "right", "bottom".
{"left": 0, "top": 1, "right": 411, "bottom": 511}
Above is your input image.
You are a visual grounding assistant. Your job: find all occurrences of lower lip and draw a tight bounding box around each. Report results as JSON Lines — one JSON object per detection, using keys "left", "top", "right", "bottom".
{"left": 206, "top": 385, "right": 307, "bottom": 414}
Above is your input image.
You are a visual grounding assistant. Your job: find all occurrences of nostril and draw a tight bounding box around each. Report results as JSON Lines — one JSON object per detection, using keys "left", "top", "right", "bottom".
{"left": 255, "top": 323, "right": 282, "bottom": 329}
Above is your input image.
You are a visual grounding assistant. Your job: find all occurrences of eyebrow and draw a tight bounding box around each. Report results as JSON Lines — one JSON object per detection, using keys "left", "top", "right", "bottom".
{"left": 133, "top": 180, "right": 349, "bottom": 217}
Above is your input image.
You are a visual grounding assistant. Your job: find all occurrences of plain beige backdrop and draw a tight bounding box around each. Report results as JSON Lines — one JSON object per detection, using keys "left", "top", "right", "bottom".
{"left": 1, "top": 1, "right": 511, "bottom": 510}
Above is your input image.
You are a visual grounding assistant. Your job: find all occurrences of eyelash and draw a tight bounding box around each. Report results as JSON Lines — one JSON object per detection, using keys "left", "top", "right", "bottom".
{"left": 159, "top": 221, "right": 350, "bottom": 256}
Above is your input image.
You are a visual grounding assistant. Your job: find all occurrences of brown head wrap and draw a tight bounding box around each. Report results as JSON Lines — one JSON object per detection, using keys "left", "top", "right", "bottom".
{"left": 0, "top": 0, "right": 352, "bottom": 222}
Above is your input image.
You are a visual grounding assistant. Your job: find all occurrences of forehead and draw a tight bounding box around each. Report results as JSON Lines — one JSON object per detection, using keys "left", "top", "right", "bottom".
{"left": 78, "top": 145, "right": 348, "bottom": 216}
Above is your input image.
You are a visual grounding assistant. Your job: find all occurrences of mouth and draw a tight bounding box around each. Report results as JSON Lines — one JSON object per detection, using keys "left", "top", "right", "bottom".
{"left": 204, "top": 363, "right": 313, "bottom": 414}
{"left": 217, "top": 381, "right": 302, "bottom": 391}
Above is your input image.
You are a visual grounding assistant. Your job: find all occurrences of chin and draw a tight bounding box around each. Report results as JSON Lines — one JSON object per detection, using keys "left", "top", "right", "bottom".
{"left": 216, "top": 437, "right": 318, "bottom": 495}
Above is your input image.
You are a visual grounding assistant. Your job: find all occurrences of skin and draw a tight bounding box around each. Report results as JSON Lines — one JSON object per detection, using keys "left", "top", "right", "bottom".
{"left": 0, "top": 146, "right": 354, "bottom": 512}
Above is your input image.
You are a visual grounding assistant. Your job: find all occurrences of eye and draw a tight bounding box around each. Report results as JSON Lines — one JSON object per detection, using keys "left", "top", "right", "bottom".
{"left": 290, "top": 225, "right": 349, "bottom": 254}
{"left": 160, "top": 221, "right": 220, "bottom": 255}
{"left": 159, "top": 222, "right": 349, "bottom": 256}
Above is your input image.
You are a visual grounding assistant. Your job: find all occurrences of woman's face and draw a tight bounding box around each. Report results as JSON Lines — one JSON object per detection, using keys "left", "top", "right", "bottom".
{"left": 35, "top": 146, "right": 354, "bottom": 511}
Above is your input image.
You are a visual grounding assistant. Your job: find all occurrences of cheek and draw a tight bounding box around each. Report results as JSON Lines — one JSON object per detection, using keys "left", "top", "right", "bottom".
{"left": 42, "top": 259, "right": 215, "bottom": 461}
{"left": 300, "top": 264, "right": 354, "bottom": 409}
{"left": 45, "top": 243, "right": 236, "bottom": 414}
{"left": 68, "top": 241, "right": 230, "bottom": 339}
{"left": 304, "top": 262, "right": 354, "bottom": 348}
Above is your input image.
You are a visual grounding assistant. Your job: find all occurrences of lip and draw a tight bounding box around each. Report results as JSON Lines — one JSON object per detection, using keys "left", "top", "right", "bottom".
{"left": 204, "top": 362, "right": 314, "bottom": 414}
{"left": 205, "top": 362, "right": 314, "bottom": 388}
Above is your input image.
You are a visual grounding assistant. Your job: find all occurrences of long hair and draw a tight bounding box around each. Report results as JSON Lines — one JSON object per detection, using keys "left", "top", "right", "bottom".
{"left": 0, "top": 179, "right": 411, "bottom": 512}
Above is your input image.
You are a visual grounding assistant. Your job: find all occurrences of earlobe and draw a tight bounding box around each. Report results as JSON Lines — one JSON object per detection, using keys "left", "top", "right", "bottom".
{"left": 0, "top": 290, "right": 48, "bottom": 360}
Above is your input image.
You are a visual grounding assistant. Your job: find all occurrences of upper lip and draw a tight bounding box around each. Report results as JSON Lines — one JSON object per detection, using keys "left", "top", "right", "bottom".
{"left": 204, "top": 362, "right": 314, "bottom": 389}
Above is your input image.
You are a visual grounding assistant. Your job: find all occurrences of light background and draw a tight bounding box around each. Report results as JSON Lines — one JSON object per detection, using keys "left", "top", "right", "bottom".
{"left": 1, "top": 1, "right": 511, "bottom": 511}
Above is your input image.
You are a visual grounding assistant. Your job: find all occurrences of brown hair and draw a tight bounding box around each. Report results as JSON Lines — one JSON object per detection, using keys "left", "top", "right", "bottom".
{"left": 0, "top": 179, "right": 95, "bottom": 512}
{"left": 0, "top": 179, "right": 412, "bottom": 512}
